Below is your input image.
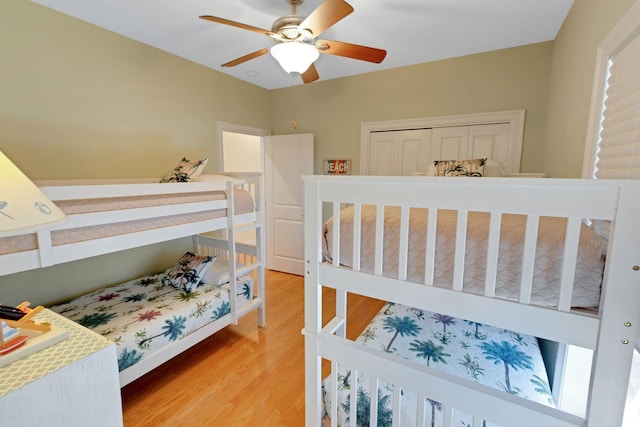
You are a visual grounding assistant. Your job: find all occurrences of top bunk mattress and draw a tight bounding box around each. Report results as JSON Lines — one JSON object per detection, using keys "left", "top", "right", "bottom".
{"left": 0, "top": 189, "right": 254, "bottom": 255}
{"left": 322, "top": 204, "right": 607, "bottom": 309}
{"left": 0, "top": 174, "right": 258, "bottom": 274}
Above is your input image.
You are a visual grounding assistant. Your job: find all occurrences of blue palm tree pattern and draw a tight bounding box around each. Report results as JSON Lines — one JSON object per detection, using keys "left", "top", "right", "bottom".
{"left": 432, "top": 313, "right": 457, "bottom": 344}
{"left": 479, "top": 340, "right": 534, "bottom": 395}
{"left": 325, "top": 303, "right": 554, "bottom": 427}
{"left": 459, "top": 353, "right": 485, "bottom": 380}
{"left": 530, "top": 374, "right": 554, "bottom": 405}
{"left": 50, "top": 270, "right": 255, "bottom": 372}
{"left": 341, "top": 387, "right": 393, "bottom": 427}
{"left": 212, "top": 301, "right": 231, "bottom": 320}
{"left": 427, "top": 399, "right": 443, "bottom": 427}
{"left": 409, "top": 339, "right": 451, "bottom": 366}
{"left": 238, "top": 283, "right": 252, "bottom": 299}
{"left": 118, "top": 347, "right": 143, "bottom": 371}
{"left": 382, "top": 315, "right": 422, "bottom": 353}
{"left": 464, "top": 319, "right": 487, "bottom": 340}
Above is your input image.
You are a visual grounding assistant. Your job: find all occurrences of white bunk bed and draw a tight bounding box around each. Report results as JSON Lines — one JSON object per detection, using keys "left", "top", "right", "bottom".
{"left": 0, "top": 172, "right": 266, "bottom": 386}
{"left": 0, "top": 173, "right": 263, "bottom": 277}
{"left": 303, "top": 175, "right": 640, "bottom": 426}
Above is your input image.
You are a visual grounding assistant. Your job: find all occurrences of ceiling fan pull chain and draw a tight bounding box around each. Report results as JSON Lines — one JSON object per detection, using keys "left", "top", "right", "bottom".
{"left": 291, "top": 75, "right": 298, "bottom": 129}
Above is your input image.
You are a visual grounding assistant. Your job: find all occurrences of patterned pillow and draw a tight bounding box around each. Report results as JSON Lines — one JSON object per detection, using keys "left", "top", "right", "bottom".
{"left": 162, "top": 252, "right": 216, "bottom": 292}
{"left": 433, "top": 158, "right": 487, "bottom": 177}
{"left": 159, "top": 157, "right": 208, "bottom": 183}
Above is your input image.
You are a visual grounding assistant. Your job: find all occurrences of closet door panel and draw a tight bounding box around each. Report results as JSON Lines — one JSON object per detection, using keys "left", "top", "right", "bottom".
{"left": 468, "top": 123, "right": 511, "bottom": 161}
{"left": 369, "top": 132, "right": 399, "bottom": 175}
{"left": 367, "top": 123, "right": 515, "bottom": 175}
{"left": 431, "top": 127, "right": 469, "bottom": 160}
{"left": 399, "top": 129, "right": 433, "bottom": 175}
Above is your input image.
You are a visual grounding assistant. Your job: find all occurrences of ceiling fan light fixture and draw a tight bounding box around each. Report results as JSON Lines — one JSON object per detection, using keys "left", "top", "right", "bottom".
{"left": 270, "top": 42, "right": 319, "bottom": 74}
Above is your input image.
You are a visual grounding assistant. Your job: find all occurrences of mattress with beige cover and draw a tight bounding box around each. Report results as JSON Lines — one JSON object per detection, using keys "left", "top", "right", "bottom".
{"left": 323, "top": 206, "right": 607, "bottom": 308}
{"left": 0, "top": 188, "right": 255, "bottom": 256}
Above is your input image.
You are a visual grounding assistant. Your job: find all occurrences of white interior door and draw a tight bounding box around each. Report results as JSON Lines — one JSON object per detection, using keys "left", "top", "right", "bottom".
{"left": 264, "top": 133, "right": 314, "bottom": 275}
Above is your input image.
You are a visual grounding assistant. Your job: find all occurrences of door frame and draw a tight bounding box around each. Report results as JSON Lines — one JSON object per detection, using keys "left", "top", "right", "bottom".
{"left": 217, "top": 120, "right": 270, "bottom": 251}
{"left": 217, "top": 123, "right": 313, "bottom": 274}
{"left": 217, "top": 121, "right": 271, "bottom": 172}
{"left": 360, "top": 110, "right": 525, "bottom": 175}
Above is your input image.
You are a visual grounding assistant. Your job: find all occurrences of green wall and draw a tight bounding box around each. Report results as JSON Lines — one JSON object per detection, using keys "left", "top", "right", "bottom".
{"left": 0, "top": 0, "right": 636, "bottom": 304}
{"left": 270, "top": 42, "right": 553, "bottom": 174}
{"left": 0, "top": 0, "right": 271, "bottom": 304}
{"left": 0, "top": 0, "right": 271, "bottom": 180}
{"left": 543, "top": 0, "right": 635, "bottom": 177}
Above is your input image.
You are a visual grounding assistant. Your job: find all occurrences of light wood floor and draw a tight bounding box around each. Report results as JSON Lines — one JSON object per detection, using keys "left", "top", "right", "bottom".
{"left": 121, "top": 270, "right": 385, "bottom": 427}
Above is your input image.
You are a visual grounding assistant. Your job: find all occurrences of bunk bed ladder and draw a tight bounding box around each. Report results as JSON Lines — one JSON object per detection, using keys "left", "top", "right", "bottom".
{"left": 226, "top": 175, "right": 266, "bottom": 327}
{"left": 191, "top": 174, "right": 265, "bottom": 328}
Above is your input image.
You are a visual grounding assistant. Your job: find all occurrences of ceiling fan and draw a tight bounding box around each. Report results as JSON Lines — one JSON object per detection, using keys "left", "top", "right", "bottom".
{"left": 199, "top": 0, "right": 387, "bottom": 84}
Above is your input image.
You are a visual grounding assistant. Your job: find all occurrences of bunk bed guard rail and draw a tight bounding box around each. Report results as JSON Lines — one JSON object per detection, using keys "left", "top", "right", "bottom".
{"left": 303, "top": 176, "right": 640, "bottom": 427}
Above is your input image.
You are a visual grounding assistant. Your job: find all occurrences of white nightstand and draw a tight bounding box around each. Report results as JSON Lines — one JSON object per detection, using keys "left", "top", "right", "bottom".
{"left": 0, "top": 309, "right": 122, "bottom": 427}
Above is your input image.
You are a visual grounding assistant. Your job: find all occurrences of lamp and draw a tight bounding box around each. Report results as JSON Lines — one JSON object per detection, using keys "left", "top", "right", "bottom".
{"left": 0, "top": 150, "right": 67, "bottom": 238}
{"left": 270, "top": 42, "right": 319, "bottom": 74}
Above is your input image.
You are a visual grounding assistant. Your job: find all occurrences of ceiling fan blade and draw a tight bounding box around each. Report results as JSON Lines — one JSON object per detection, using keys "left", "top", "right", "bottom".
{"left": 301, "top": 64, "right": 320, "bottom": 84}
{"left": 316, "top": 39, "right": 387, "bottom": 63}
{"left": 298, "top": 0, "right": 354, "bottom": 38}
{"left": 222, "top": 48, "right": 270, "bottom": 67}
{"left": 199, "top": 15, "right": 276, "bottom": 37}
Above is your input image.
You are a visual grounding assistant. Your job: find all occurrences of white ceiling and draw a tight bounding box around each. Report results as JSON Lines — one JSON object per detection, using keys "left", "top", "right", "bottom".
{"left": 33, "top": 0, "right": 574, "bottom": 90}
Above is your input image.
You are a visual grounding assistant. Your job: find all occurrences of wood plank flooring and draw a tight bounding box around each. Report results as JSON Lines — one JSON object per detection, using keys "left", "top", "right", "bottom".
{"left": 121, "top": 270, "right": 384, "bottom": 427}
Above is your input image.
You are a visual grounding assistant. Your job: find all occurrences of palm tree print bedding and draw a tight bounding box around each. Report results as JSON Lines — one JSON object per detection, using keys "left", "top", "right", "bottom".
{"left": 323, "top": 302, "right": 554, "bottom": 426}
{"left": 50, "top": 270, "right": 253, "bottom": 372}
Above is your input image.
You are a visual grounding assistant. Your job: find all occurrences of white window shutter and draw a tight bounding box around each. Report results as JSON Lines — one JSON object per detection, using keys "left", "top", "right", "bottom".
{"left": 595, "top": 33, "right": 640, "bottom": 179}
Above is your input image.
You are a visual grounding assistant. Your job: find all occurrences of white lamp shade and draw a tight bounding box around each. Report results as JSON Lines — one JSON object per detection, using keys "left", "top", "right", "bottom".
{"left": 270, "top": 42, "right": 319, "bottom": 74}
{"left": 0, "top": 150, "right": 67, "bottom": 238}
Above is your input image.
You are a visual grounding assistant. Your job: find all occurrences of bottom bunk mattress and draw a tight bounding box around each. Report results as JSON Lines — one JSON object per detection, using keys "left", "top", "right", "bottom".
{"left": 50, "top": 270, "right": 253, "bottom": 372}
{"left": 323, "top": 302, "right": 554, "bottom": 427}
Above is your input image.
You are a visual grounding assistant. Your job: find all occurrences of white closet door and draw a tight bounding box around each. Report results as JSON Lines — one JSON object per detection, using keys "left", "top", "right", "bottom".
{"left": 398, "top": 129, "right": 433, "bottom": 175}
{"left": 369, "top": 132, "right": 400, "bottom": 175}
{"left": 368, "top": 124, "right": 513, "bottom": 175}
{"left": 431, "top": 126, "right": 470, "bottom": 160}
{"left": 467, "top": 123, "right": 511, "bottom": 162}
{"left": 369, "top": 129, "right": 432, "bottom": 175}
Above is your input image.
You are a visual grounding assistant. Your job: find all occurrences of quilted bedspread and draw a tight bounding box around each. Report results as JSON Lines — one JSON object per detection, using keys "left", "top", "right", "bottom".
{"left": 323, "top": 206, "right": 607, "bottom": 308}
{"left": 323, "top": 302, "right": 554, "bottom": 426}
{"left": 50, "top": 271, "right": 253, "bottom": 372}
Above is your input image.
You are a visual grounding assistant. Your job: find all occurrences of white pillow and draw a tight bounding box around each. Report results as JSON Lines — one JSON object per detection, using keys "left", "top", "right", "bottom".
{"left": 200, "top": 258, "right": 245, "bottom": 285}
{"left": 484, "top": 160, "right": 507, "bottom": 177}
{"left": 425, "top": 162, "right": 436, "bottom": 176}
